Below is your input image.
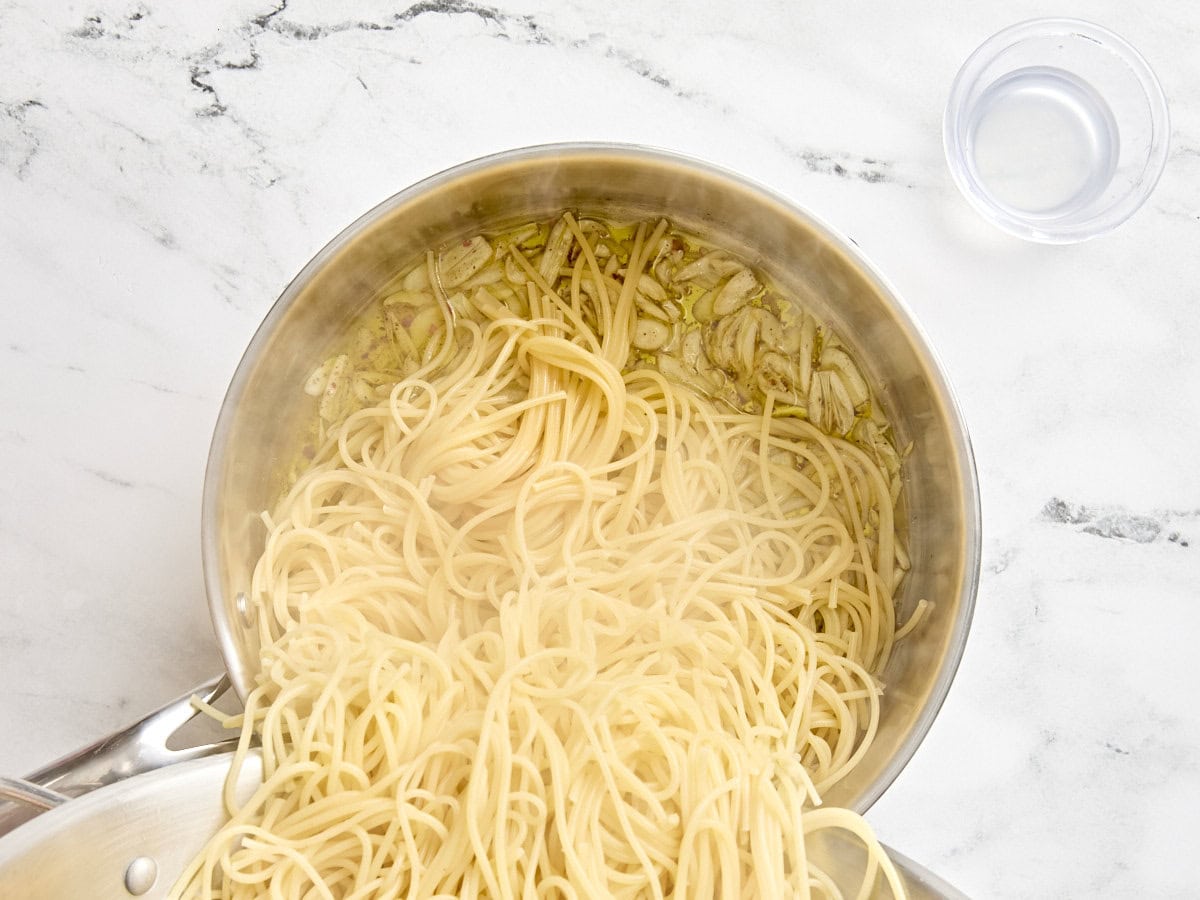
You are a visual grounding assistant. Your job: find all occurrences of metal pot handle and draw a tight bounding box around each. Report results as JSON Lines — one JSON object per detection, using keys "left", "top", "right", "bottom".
{"left": 0, "top": 675, "right": 240, "bottom": 837}
{"left": 0, "top": 780, "right": 67, "bottom": 812}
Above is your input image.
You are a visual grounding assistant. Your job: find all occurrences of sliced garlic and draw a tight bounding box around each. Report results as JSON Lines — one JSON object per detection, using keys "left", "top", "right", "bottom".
{"left": 438, "top": 236, "right": 492, "bottom": 288}
{"left": 304, "top": 356, "right": 337, "bottom": 397}
{"left": 673, "top": 251, "right": 743, "bottom": 288}
{"left": 318, "top": 354, "right": 351, "bottom": 422}
{"left": 633, "top": 318, "right": 671, "bottom": 350}
{"left": 538, "top": 218, "right": 572, "bottom": 283}
{"left": 713, "top": 268, "right": 759, "bottom": 316}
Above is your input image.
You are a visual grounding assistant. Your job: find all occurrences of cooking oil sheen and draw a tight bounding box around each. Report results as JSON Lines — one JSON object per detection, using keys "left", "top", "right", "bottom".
{"left": 968, "top": 66, "right": 1119, "bottom": 216}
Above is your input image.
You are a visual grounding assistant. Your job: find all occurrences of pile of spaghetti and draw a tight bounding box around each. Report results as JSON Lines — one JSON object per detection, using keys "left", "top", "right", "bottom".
{"left": 175, "top": 215, "right": 919, "bottom": 899}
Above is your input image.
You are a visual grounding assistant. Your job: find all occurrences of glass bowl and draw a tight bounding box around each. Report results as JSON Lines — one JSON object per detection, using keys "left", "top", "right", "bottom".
{"left": 944, "top": 18, "right": 1169, "bottom": 243}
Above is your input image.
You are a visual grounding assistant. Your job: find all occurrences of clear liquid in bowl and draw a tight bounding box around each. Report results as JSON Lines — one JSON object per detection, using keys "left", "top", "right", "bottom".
{"left": 967, "top": 66, "right": 1119, "bottom": 216}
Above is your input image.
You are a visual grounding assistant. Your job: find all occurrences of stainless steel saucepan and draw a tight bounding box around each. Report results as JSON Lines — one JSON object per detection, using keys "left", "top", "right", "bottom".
{"left": 0, "top": 752, "right": 969, "bottom": 899}
{"left": 0, "top": 143, "right": 981, "bottom": 894}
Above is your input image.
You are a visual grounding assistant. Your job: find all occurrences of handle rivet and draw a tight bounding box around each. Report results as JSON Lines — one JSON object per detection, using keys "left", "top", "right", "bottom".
{"left": 235, "top": 591, "right": 254, "bottom": 627}
{"left": 124, "top": 856, "right": 157, "bottom": 895}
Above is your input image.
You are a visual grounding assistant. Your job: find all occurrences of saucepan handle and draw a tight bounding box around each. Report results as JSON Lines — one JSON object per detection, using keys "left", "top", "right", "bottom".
{"left": 0, "top": 779, "right": 67, "bottom": 811}
{"left": 0, "top": 674, "right": 240, "bottom": 837}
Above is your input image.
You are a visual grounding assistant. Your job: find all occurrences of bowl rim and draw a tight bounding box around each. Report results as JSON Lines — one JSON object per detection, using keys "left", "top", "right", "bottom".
{"left": 943, "top": 17, "right": 1170, "bottom": 244}
{"left": 203, "top": 141, "right": 982, "bottom": 814}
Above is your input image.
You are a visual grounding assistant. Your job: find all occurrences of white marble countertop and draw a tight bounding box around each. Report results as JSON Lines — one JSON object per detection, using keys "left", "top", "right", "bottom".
{"left": 2, "top": 1, "right": 1198, "bottom": 896}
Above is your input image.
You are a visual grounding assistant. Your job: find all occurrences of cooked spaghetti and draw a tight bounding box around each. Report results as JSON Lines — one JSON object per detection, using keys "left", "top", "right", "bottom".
{"left": 174, "top": 214, "right": 919, "bottom": 899}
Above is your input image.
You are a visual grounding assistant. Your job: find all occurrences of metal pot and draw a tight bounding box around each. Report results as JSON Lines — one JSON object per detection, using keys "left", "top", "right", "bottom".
{"left": 205, "top": 143, "right": 982, "bottom": 812}
{"left": 0, "top": 143, "right": 981, "bottom": 890}
{"left": 0, "top": 753, "right": 968, "bottom": 899}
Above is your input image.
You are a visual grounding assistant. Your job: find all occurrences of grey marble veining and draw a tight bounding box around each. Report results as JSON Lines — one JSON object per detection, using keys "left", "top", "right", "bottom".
{"left": 2, "top": 0, "right": 1199, "bottom": 896}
